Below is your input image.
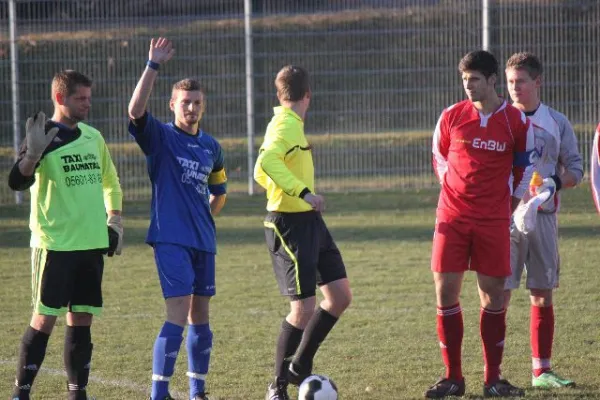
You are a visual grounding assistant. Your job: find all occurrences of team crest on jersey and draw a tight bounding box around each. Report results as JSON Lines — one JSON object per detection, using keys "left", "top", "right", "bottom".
{"left": 529, "top": 149, "right": 540, "bottom": 165}
{"left": 530, "top": 134, "right": 544, "bottom": 165}
{"left": 472, "top": 138, "right": 507, "bottom": 152}
{"left": 532, "top": 129, "right": 548, "bottom": 165}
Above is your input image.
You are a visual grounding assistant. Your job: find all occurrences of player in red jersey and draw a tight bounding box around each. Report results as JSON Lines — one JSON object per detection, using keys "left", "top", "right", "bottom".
{"left": 425, "top": 50, "right": 535, "bottom": 399}
{"left": 592, "top": 123, "right": 600, "bottom": 214}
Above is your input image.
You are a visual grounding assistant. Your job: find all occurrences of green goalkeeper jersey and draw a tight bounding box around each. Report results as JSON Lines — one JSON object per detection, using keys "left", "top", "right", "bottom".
{"left": 27, "top": 122, "right": 122, "bottom": 251}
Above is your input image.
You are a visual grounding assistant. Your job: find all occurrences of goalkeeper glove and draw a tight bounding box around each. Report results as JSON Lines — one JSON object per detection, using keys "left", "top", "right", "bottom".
{"left": 107, "top": 215, "right": 123, "bottom": 256}
{"left": 24, "top": 111, "right": 59, "bottom": 162}
{"left": 533, "top": 175, "right": 561, "bottom": 204}
{"left": 513, "top": 190, "right": 553, "bottom": 234}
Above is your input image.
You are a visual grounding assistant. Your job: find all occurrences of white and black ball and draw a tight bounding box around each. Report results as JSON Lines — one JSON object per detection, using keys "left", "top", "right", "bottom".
{"left": 298, "top": 374, "right": 338, "bottom": 400}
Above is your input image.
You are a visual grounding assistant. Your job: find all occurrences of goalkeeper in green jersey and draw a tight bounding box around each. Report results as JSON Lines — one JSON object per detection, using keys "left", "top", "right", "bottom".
{"left": 7, "top": 70, "right": 123, "bottom": 400}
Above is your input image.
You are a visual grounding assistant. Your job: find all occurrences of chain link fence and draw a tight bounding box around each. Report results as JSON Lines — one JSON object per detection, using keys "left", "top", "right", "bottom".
{"left": 0, "top": 0, "right": 598, "bottom": 204}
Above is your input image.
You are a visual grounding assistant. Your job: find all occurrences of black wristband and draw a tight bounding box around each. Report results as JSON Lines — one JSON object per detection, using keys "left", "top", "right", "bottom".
{"left": 299, "top": 188, "right": 311, "bottom": 199}
{"left": 146, "top": 60, "right": 160, "bottom": 71}
{"left": 550, "top": 174, "right": 562, "bottom": 192}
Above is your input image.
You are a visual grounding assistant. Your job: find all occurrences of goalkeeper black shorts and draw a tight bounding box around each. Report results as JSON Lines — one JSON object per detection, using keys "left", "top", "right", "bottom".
{"left": 31, "top": 248, "right": 104, "bottom": 316}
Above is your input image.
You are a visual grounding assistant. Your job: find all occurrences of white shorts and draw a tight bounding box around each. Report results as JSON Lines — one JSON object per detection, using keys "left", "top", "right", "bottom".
{"left": 505, "top": 212, "right": 559, "bottom": 290}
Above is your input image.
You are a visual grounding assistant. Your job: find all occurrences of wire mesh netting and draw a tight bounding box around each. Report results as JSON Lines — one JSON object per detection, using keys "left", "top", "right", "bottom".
{"left": 0, "top": 0, "right": 598, "bottom": 204}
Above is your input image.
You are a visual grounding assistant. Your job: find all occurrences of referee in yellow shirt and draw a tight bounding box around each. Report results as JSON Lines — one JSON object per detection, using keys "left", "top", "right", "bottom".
{"left": 254, "top": 65, "right": 352, "bottom": 400}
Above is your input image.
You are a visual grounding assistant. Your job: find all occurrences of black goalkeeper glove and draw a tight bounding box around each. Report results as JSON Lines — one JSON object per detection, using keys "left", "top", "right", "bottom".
{"left": 106, "top": 215, "right": 123, "bottom": 257}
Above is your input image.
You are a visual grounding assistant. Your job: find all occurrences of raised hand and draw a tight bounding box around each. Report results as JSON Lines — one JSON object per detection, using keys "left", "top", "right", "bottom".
{"left": 149, "top": 37, "right": 175, "bottom": 65}
{"left": 24, "top": 111, "right": 59, "bottom": 162}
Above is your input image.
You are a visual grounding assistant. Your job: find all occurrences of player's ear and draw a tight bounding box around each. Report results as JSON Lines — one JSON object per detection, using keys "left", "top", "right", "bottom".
{"left": 535, "top": 75, "right": 542, "bottom": 88}
{"left": 488, "top": 73, "right": 497, "bottom": 87}
{"left": 54, "top": 92, "right": 65, "bottom": 106}
{"left": 169, "top": 97, "right": 175, "bottom": 112}
{"left": 200, "top": 92, "right": 206, "bottom": 113}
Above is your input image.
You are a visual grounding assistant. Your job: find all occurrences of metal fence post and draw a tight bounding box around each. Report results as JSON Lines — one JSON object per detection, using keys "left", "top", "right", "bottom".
{"left": 482, "top": 0, "right": 490, "bottom": 51}
{"left": 9, "top": 0, "right": 22, "bottom": 205}
{"left": 244, "top": 0, "right": 255, "bottom": 196}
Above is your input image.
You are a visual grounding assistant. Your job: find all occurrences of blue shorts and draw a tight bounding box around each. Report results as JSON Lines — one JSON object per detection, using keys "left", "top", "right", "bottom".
{"left": 153, "top": 243, "right": 216, "bottom": 299}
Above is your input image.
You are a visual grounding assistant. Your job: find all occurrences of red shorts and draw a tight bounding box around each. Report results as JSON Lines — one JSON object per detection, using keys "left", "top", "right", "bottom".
{"left": 431, "top": 215, "right": 510, "bottom": 277}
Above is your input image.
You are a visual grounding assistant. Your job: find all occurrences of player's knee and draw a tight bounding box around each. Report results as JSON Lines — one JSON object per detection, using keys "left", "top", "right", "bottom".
{"left": 165, "top": 295, "right": 192, "bottom": 325}
{"left": 289, "top": 298, "right": 316, "bottom": 327}
{"left": 67, "top": 312, "right": 93, "bottom": 326}
{"left": 530, "top": 289, "right": 552, "bottom": 307}
{"left": 288, "top": 310, "right": 314, "bottom": 328}
{"left": 166, "top": 314, "right": 188, "bottom": 327}
{"left": 480, "top": 293, "right": 505, "bottom": 310}
{"left": 166, "top": 306, "right": 191, "bottom": 326}
{"left": 188, "top": 309, "right": 209, "bottom": 325}
{"left": 30, "top": 313, "right": 58, "bottom": 334}
{"left": 437, "top": 290, "right": 461, "bottom": 308}
{"left": 332, "top": 288, "right": 352, "bottom": 312}
{"left": 435, "top": 281, "right": 462, "bottom": 307}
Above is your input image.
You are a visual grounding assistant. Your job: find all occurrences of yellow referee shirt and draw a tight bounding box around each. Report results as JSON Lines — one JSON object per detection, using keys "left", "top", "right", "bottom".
{"left": 254, "top": 106, "right": 314, "bottom": 212}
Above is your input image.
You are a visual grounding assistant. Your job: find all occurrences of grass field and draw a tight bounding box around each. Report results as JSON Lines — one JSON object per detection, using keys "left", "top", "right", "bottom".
{"left": 0, "top": 186, "right": 599, "bottom": 399}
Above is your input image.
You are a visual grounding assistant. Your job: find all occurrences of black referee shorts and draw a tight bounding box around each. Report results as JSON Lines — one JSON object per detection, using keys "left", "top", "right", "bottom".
{"left": 263, "top": 210, "right": 347, "bottom": 300}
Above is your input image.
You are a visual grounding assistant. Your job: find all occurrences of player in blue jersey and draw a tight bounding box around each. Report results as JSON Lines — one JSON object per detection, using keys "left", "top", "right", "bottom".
{"left": 127, "top": 37, "right": 227, "bottom": 400}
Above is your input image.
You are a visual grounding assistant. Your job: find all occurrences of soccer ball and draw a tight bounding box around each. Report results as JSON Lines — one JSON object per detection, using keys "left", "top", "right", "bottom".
{"left": 298, "top": 374, "right": 338, "bottom": 400}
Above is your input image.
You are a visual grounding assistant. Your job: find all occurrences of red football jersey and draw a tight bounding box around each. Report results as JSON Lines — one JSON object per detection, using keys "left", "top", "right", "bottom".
{"left": 592, "top": 123, "right": 600, "bottom": 214}
{"left": 433, "top": 100, "right": 535, "bottom": 222}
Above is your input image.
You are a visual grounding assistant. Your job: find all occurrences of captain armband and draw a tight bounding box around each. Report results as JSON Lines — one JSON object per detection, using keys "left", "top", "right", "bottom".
{"left": 208, "top": 168, "right": 227, "bottom": 195}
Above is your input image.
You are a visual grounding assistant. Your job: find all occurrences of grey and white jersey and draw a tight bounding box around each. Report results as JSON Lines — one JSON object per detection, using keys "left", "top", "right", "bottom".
{"left": 528, "top": 103, "right": 584, "bottom": 213}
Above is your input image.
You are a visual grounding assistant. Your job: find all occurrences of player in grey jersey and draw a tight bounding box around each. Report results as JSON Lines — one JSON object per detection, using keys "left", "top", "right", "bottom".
{"left": 504, "top": 52, "right": 583, "bottom": 389}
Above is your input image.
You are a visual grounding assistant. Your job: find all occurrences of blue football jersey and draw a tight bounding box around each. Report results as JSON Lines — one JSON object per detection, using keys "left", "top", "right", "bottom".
{"left": 129, "top": 112, "right": 227, "bottom": 253}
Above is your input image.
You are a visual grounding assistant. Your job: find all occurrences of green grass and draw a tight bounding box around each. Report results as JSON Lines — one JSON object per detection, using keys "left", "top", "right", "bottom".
{"left": 0, "top": 187, "right": 599, "bottom": 399}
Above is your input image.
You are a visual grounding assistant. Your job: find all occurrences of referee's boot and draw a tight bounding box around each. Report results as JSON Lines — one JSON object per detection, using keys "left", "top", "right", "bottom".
{"left": 265, "top": 379, "right": 290, "bottom": 400}
{"left": 286, "top": 360, "right": 311, "bottom": 387}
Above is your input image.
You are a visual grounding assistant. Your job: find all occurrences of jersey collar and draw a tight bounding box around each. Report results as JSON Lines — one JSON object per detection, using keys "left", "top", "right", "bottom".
{"left": 171, "top": 122, "right": 203, "bottom": 138}
{"left": 472, "top": 99, "right": 507, "bottom": 118}
{"left": 527, "top": 103, "right": 555, "bottom": 133}
{"left": 274, "top": 106, "right": 303, "bottom": 123}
